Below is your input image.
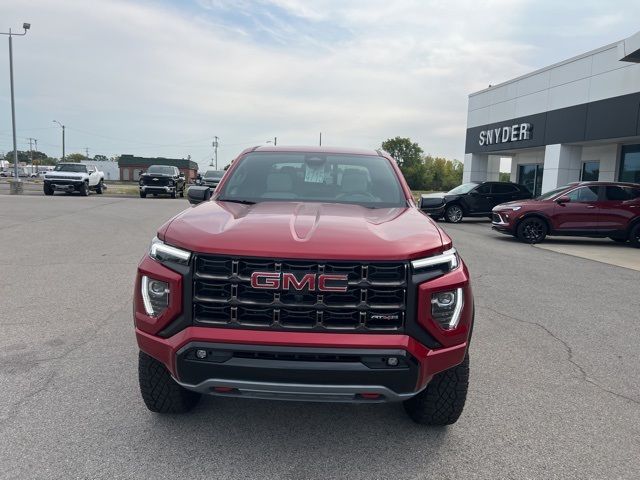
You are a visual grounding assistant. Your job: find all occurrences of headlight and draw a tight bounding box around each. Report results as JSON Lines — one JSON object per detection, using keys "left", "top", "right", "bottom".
{"left": 149, "top": 237, "right": 191, "bottom": 265}
{"left": 141, "top": 275, "right": 169, "bottom": 317}
{"left": 411, "top": 248, "right": 459, "bottom": 272}
{"left": 431, "top": 288, "right": 464, "bottom": 330}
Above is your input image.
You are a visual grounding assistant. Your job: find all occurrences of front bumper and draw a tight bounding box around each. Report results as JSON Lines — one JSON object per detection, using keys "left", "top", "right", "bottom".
{"left": 140, "top": 185, "right": 175, "bottom": 193}
{"left": 491, "top": 212, "right": 515, "bottom": 234}
{"left": 421, "top": 205, "right": 445, "bottom": 217}
{"left": 136, "top": 326, "right": 468, "bottom": 403}
{"left": 45, "top": 180, "right": 83, "bottom": 191}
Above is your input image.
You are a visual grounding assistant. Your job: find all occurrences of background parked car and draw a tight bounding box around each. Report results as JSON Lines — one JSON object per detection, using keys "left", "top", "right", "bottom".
{"left": 492, "top": 181, "right": 640, "bottom": 247}
{"left": 139, "top": 165, "right": 185, "bottom": 198}
{"left": 420, "top": 181, "right": 532, "bottom": 223}
{"left": 197, "top": 170, "right": 225, "bottom": 189}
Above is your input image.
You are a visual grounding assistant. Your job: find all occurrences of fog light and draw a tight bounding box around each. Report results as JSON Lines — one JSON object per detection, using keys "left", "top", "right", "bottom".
{"left": 431, "top": 288, "right": 464, "bottom": 330}
{"left": 195, "top": 349, "right": 207, "bottom": 359}
{"left": 387, "top": 357, "right": 399, "bottom": 366}
{"left": 141, "top": 276, "right": 169, "bottom": 317}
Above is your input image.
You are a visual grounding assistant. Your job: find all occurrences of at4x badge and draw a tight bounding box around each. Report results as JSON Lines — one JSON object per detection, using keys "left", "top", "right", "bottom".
{"left": 250, "top": 272, "right": 348, "bottom": 292}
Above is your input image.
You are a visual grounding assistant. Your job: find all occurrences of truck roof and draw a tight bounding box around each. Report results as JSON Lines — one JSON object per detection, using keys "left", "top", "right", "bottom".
{"left": 243, "top": 145, "right": 384, "bottom": 157}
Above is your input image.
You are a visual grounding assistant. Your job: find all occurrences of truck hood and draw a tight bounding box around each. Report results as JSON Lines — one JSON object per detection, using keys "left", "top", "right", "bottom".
{"left": 162, "top": 201, "right": 448, "bottom": 261}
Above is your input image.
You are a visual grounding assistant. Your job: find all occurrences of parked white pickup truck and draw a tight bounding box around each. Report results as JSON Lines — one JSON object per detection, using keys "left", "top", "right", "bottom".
{"left": 43, "top": 163, "right": 105, "bottom": 196}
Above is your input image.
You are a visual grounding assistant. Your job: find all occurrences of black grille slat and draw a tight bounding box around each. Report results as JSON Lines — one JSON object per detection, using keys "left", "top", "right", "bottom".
{"left": 193, "top": 255, "right": 407, "bottom": 333}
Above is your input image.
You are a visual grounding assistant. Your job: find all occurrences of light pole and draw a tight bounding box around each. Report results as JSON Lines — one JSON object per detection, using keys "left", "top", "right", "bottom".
{"left": 1, "top": 23, "right": 31, "bottom": 181}
{"left": 53, "top": 120, "right": 65, "bottom": 160}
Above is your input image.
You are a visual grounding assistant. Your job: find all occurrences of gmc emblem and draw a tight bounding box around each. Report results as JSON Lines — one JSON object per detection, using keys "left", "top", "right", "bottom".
{"left": 250, "top": 272, "right": 348, "bottom": 292}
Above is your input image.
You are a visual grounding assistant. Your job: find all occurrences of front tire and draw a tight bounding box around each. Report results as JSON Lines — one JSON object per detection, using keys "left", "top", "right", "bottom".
{"left": 138, "top": 351, "right": 201, "bottom": 413}
{"left": 403, "top": 353, "right": 469, "bottom": 425}
{"left": 80, "top": 181, "right": 90, "bottom": 196}
{"left": 139, "top": 191, "right": 146, "bottom": 198}
{"left": 96, "top": 180, "right": 104, "bottom": 194}
{"left": 170, "top": 190, "right": 176, "bottom": 199}
{"left": 444, "top": 204, "right": 464, "bottom": 223}
{"left": 179, "top": 186, "right": 185, "bottom": 198}
{"left": 43, "top": 184, "right": 53, "bottom": 196}
{"left": 516, "top": 217, "right": 547, "bottom": 244}
{"left": 629, "top": 223, "right": 640, "bottom": 249}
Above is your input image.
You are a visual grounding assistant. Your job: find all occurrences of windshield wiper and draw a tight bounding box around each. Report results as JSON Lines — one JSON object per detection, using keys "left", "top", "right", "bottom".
{"left": 217, "top": 198, "right": 256, "bottom": 205}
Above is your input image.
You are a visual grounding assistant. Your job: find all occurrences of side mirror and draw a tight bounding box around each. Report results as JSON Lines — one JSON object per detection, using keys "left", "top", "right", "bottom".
{"left": 556, "top": 195, "right": 571, "bottom": 204}
{"left": 187, "top": 186, "right": 211, "bottom": 205}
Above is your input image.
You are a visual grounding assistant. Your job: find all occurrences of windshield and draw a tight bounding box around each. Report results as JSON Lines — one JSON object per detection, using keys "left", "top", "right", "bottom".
{"left": 54, "top": 164, "right": 87, "bottom": 173}
{"left": 217, "top": 153, "right": 406, "bottom": 208}
{"left": 447, "top": 183, "right": 478, "bottom": 195}
{"left": 147, "top": 166, "right": 175, "bottom": 175}
{"left": 204, "top": 170, "right": 225, "bottom": 179}
{"left": 536, "top": 186, "right": 569, "bottom": 200}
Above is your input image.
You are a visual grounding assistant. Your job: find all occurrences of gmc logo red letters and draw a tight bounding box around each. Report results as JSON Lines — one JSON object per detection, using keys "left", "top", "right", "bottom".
{"left": 250, "top": 272, "right": 348, "bottom": 292}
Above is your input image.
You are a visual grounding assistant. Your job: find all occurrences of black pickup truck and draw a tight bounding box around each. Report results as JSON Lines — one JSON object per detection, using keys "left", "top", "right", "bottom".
{"left": 139, "top": 165, "right": 186, "bottom": 199}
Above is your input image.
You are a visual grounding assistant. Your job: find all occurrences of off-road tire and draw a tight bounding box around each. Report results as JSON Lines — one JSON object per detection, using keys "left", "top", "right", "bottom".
{"left": 138, "top": 351, "right": 201, "bottom": 414}
{"left": 96, "top": 180, "right": 104, "bottom": 194}
{"left": 139, "top": 191, "right": 146, "bottom": 198}
{"left": 630, "top": 223, "right": 640, "bottom": 249}
{"left": 516, "top": 217, "right": 547, "bottom": 244}
{"left": 403, "top": 353, "right": 469, "bottom": 426}
{"left": 43, "top": 184, "right": 53, "bottom": 196}
{"left": 80, "top": 181, "right": 90, "bottom": 196}
{"left": 179, "top": 187, "right": 185, "bottom": 198}
{"left": 444, "top": 204, "right": 464, "bottom": 223}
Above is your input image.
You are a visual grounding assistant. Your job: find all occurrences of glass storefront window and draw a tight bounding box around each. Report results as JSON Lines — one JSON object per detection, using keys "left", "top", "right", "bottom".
{"left": 581, "top": 161, "right": 599, "bottom": 181}
{"left": 620, "top": 145, "right": 640, "bottom": 183}
{"left": 518, "top": 164, "right": 544, "bottom": 197}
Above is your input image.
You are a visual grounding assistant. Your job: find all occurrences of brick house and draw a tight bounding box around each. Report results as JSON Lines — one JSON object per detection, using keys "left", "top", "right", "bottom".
{"left": 118, "top": 155, "right": 199, "bottom": 182}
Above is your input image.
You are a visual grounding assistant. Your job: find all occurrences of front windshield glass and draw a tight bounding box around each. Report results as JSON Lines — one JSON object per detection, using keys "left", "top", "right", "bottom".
{"left": 204, "top": 170, "right": 224, "bottom": 179}
{"left": 217, "top": 153, "right": 406, "bottom": 208}
{"left": 536, "top": 186, "right": 568, "bottom": 200}
{"left": 447, "top": 183, "right": 478, "bottom": 195}
{"left": 147, "top": 166, "right": 175, "bottom": 175}
{"left": 54, "top": 164, "right": 87, "bottom": 173}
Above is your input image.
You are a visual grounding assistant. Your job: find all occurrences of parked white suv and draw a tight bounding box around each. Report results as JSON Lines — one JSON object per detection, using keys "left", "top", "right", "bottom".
{"left": 44, "top": 163, "right": 105, "bottom": 196}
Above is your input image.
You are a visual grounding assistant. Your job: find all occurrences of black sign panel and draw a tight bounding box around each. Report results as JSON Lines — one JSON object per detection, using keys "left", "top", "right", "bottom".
{"left": 465, "top": 92, "right": 640, "bottom": 154}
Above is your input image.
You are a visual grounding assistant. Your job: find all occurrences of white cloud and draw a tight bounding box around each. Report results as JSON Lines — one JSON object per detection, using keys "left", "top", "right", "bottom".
{"left": 0, "top": 0, "right": 638, "bottom": 170}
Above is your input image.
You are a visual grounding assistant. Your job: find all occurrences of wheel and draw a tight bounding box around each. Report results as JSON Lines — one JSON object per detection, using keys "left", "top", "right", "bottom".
{"left": 516, "top": 217, "right": 547, "bottom": 244}
{"left": 403, "top": 353, "right": 469, "bottom": 425}
{"left": 80, "top": 181, "right": 90, "bottom": 196}
{"left": 179, "top": 187, "right": 184, "bottom": 198}
{"left": 43, "top": 184, "right": 53, "bottom": 196}
{"left": 96, "top": 180, "right": 104, "bottom": 194}
{"left": 139, "top": 191, "right": 146, "bottom": 198}
{"left": 138, "top": 351, "right": 201, "bottom": 413}
{"left": 171, "top": 190, "right": 176, "bottom": 199}
{"left": 630, "top": 224, "right": 640, "bottom": 249}
{"left": 444, "top": 204, "right": 464, "bottom": 223}
{"left": 608, "top": 236, "right": 627, "bottom": 243}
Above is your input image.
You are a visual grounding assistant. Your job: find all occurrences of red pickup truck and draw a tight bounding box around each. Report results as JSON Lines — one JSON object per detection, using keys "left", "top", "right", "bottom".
{"left": 134, "top": 146, "right": 474, "bottom": 425}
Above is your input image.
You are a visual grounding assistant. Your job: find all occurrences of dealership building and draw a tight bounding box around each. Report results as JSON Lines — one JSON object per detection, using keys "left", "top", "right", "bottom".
{"left": 463, "top": 30, "right": 640, "bottom": 196}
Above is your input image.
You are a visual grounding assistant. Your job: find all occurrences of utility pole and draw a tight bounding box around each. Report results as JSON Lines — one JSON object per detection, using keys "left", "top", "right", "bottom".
{"left": 274, "top": 137, "right": 277, "bottom": 146}
{"left": 319, "top": 132, "right": 322, "bottom": 146}
{"left": 53, "top": 120, "right": 65, "bottom": 160}
{"left": 34, "top": 138, "right": 38, "bottom": 173}
{"left": 1, "top": 23, "right": 31, "bottom": 183}
{"left": 28, "top": 137, "right": 35, "bottom": 174}
{"left": 85, "top": 147, "right": 90, "bottom": 161}
{"left": 212, "top": 136, "right": 219, "bottom": 170}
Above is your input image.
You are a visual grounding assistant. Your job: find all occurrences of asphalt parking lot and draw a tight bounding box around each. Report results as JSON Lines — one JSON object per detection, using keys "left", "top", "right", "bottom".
{"left": 1, "top": 195, "right": 639, "bottom": 479}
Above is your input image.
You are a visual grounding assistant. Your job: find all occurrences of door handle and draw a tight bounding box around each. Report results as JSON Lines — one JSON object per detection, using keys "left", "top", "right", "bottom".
{"left": 586, "top": 205, "right": 596, "bottom": 208}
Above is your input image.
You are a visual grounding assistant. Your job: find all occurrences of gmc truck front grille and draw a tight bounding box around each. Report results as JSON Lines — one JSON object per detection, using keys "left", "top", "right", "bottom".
{"left": 141, "top": 177, "right": 170, "bottom": 186}
{"left": 192, "top": 255, "right": 407, "bottom": 332}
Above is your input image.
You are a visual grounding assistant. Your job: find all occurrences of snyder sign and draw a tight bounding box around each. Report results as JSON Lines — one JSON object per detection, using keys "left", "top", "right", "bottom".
{"left": 479, "top": 123, "right": 532, "bottom": 146}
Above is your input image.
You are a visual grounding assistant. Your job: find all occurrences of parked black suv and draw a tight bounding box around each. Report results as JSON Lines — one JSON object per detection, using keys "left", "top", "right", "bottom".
{"left": 139, "top": 165, "right": 186, "bottom": 199}
{"left": 420, "top": 181, "right": 532, "bottom": 223}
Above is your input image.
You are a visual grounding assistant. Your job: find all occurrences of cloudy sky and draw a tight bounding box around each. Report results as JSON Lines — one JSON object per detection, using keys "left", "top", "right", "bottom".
{"left": 1, "top": 0, "right": 639, "bottom": 170}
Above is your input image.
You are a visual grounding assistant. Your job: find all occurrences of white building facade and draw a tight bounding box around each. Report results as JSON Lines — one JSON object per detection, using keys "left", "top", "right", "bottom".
{"left": 463, "top": 30, "right": 640, "bottom": 196}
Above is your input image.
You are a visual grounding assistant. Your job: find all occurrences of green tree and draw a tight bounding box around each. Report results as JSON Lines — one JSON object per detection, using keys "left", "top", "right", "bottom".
{"left": 499, "top": 172, "right": 511, "bottom": 182}
{"left": 65, "top": 153, "right": 85, "bottom": 162}
{"left": 93, "top": 154, "right": 109, "bottom": 162}
{"left": 381, "top": 137, "right": 423, "bottom": 169}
